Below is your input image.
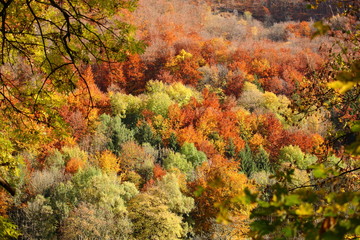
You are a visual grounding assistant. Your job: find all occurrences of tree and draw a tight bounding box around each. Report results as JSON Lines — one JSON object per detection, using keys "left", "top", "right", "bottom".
{"left": 0, "top": 189, "right": 19, "bottom": 239}
{"left": 118, "top": 141, "right": 155, "bottom": 184}
{"left": 295, "top": 4, "right": 359, "bottom": 155}
{"left": 191, "top": 155, "right": 256, "bottom": 237}
{"left": 0, "top": 0, "right": 144, "bottom": 195}
{"left": 46, "top": 167, "right": 137, "bottom": 237}
{"left": 0, "top": 0, "right": 143, "bottom": 97}
{"left": 61, "top": 202, "right": 133, "bottom": 240}
{"left": 19, "top": 195, "right": 58, "bottom": 239}
{"left": 165, "top": 49, "right": 202, "bottom": 86}
{"left": 227, "top": 5, "right": 360, "bottom": 239}
{"left": 95, "top": 114, "right": 135, "bottom": 155}
{"left": 129, "top": 172, "right": 194, "bottom": 240}
{"left": 279, "top": 145, "right": 318, "bottom": 170}
{"left": 0, "top": 0, "right": 144, "bottom": 127}
{"left": 97, "top": 150, "right": 121, "bottom": 174}
{"left": 239, "top": 164, "right": 360, "bottom": 240}
{"left": 254, "top": 146, "right": 271, "bottom": 173}
{"left": 0, "top": 216, "right": 19, "bottom": 239}
{"left": 239, "top": 144, "right": 256, "bottom": 177}
{"left": 129, "top": 193, "right": 183, "bottom": 240}
{"left": 180, "top": 142, "right": 207, "bottom": 168}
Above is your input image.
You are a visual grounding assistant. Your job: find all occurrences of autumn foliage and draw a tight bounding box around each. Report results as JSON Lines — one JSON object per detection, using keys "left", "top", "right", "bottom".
{"left": 1, "top": 0, "right": 357, "bottom": 239}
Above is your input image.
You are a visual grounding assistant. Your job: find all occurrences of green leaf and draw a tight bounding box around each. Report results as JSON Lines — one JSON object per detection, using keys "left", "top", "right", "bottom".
{"left": 251, "top": 220, "right": 274, "bottom": 236}
{"left": 282, "top": 225, "right": 295, "bottom": 238}
{"left": 350, "top": 121, "right": 360, "bottom": 133}
{"left": 285, "top": 194, "right": 301, "bottom": 206}
{"left": 0, "top": 216, "right": 21, "bottom": 239}
{"left": 312, "top": 164, "right": 328, "bottom": 178}
{"left": 355, "top": 225, "right": 360, "bottom": 235}
{"left": 322, "top": 231, "right": 344, "bottom": 240}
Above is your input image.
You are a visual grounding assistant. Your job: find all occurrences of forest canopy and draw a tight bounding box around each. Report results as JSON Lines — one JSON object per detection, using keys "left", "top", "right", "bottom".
{"left": 0, "top": 0, "right": 359, "bottom": 239}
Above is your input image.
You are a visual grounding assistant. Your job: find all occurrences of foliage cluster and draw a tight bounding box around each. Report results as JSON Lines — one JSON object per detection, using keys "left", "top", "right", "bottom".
{"left": 0, "top": 0, "right": 359, "bottom": 239}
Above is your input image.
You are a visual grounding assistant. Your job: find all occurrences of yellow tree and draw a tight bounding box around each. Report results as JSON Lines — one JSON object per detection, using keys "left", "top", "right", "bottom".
{"left": 191, "top": 155, "right": 256, "bottom": 238}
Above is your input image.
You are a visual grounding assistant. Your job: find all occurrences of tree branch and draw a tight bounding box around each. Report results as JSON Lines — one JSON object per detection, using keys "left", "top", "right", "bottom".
{"left": 0, "top": 175, "right": 15, "bottom": 196}
{"left": 289, "top": 166, "right": 360, "bottom": 192}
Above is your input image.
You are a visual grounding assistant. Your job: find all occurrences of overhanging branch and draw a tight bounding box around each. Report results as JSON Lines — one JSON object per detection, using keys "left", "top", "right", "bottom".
{"left": 0, "top": 175, "right": 15, "bottom": 196}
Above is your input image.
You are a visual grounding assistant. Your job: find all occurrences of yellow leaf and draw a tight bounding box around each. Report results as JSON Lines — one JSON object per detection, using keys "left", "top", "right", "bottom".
{"left": 328, "top": 81, "right": 356, "bottom": 94}
{"left": 295, "top": 203, "right": 314, "bottom": 216}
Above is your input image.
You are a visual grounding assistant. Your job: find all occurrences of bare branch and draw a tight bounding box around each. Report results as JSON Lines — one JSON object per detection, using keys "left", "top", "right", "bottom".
{"left": 289, "top": 167, "right": 360, "bottom": 192}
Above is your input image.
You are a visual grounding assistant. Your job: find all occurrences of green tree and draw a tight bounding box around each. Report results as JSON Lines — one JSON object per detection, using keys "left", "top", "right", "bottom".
{"left": 163, "top": 151, "right": 193, "bottom": 175}
{"left": 134, "top": 122, "right": 162, "bottom": 147}
{"left": 239, "top": 144, "right": 256, "bottom": 177}
{"left": 110, "top": 92, "right": 144, "bottom": 128}
{"left": 165, "top": 82, "right": 200, "bottom": 106}
{"left": 47, "top": 167, "right": 137, "bottom": 237}
{"left": 180, "top": 142, "right": 207, "bottom": 168}
{"left": 168, "top": 133, "right": 180, "bottom": 152}
{"left": 95, "top": 114, "right": 135, "bottom": 155}
{"left": 279, "top": 145, "right": 317, "bottom": 170}
{"left": 145, "top": 92, "right": 174, "bottom": 118}
{"left": 129, "top": 173, "right": 194, "bottom": 239}
{"left": 254, "top": 146, "right": 271, "bottom": 173}
{"left": 152, "top": 173, "right": 194, "bottom": 216}
{"left": 225, "top": 138, "right": 237, "bottom": 159}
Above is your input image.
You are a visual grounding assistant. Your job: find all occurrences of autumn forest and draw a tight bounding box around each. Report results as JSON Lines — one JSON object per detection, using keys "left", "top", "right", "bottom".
{"left": 0, "top": 0, "right": 359, "bottom": 239}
